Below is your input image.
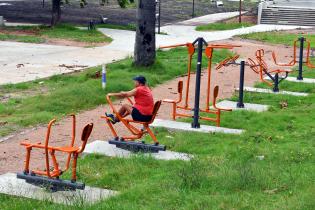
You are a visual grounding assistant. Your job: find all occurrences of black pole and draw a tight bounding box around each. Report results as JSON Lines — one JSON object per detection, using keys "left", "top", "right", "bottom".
{"left": 239, "top": 0, "right": 242, "bottom": 23}
{"left": 42, "top": 0, "right": 45, "bottom": 8}
{"left": 297, "top": 37, "right": 304, "bottom": 81}
{"left": 237, "top": 61, "right": 245, "bottom": 108}
{"left": 192, "top": 0, "right": 195, "bottom": 17}
{"left": 273, "top": 73, "right": 279, "bottom": 92}
{"left": 192, "top": 37, "right": 203, "bottom": 128}
{"left": 158, "top": 0, "right": 161, "bottom": 34}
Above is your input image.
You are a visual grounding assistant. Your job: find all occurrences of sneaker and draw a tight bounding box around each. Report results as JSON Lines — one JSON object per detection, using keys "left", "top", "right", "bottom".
{"left": 105, "top": 113, "right": 117, "bottom": 124}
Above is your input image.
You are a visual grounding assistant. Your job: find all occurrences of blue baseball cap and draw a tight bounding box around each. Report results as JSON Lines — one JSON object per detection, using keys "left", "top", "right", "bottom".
{"left": 133, "top": 75, "right": 146, "bottom": 84}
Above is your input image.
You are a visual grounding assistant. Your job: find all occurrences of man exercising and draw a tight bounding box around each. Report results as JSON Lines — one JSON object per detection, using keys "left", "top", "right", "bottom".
{"left": 106, "top": 75, "right": 154, "bottom": 123}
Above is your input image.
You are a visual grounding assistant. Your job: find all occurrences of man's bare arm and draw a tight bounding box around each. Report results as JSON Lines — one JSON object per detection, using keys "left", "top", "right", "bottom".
{"left": 108, "top": 89, "right": 137, "bottom": 98}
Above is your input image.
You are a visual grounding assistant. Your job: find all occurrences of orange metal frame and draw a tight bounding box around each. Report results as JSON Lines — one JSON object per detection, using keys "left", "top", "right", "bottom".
{"left": 20, "top": 115, "right": 93, "bottom": 182}
{"left": 216, "top": 54, "right": 240, "bottom": 70}
{"left": 249, "top": 49, "right": 292, "bottom": 87}
{"left": 272, "top": 39, "right": 299, "bottom": 67}
{"left": 102, "top": 95, "right": 162, "bottom": 144}
{"left": 272, "top": 39, "right": 315, "bottom": 68}
{"left": 306, "top": 41, "right": 315, "bottom": 68}
{"left": 160, "top": 43, "right": 240, "bottom": 127}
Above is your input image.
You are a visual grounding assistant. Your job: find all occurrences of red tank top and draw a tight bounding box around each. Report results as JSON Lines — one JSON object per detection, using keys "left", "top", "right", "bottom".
{"left": 134, "top": 86, "right": 154, "bottom": 116}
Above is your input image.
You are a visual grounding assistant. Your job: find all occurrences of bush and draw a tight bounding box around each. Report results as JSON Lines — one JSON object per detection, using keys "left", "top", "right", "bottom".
{"left": 117, "top": 0, "right": 129, "bottom": 8}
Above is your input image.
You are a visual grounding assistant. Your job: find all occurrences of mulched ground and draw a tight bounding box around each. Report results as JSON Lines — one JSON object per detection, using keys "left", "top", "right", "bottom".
{"left": 0, "top": 0, "right": 257, "bottom": 26}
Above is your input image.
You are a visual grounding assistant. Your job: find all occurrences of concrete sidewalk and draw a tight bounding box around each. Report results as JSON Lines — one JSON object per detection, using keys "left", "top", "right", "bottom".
{"left": 178, "top": 11, "right": 245, "bottom": 26}
{"left": 0, "top": 42, "right": 130, "bottom": 84}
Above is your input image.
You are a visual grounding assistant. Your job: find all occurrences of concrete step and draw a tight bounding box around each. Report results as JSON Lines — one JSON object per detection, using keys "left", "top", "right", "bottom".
{"left": 260, "top": 7, "right": 315, "bottom": 26}
{"left": 260, "top": 21, "right": 315, "bottom": 26}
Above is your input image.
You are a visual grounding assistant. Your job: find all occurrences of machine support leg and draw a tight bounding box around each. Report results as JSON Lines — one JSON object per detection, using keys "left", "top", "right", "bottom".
{"left": 297, "top": 37, "right": 305, "bottom": 81}
{"left": 273, "top": 73, "right": 279, "bottom": 92}
{"left": 192, "top": 0, "right": 195, "bottom": 17}
{"left": 158, "top": 0, "right": 161, "bottom": 34}
{"left": 192, "top": 37, "right": 203, "bottom": 128}
{"left": 237, "top": 61, "right": 245, "bottom": 108}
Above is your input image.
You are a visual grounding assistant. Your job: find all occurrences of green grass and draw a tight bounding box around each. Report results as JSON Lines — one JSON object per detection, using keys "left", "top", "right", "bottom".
{"left": 0, "top": 33, "right": 45, "bottom": 43}
{"left": 0, "top": 48, "right": 230, "bottom": 137}
{"left": 1, "top": 74, "right": 315, "bottom": 209}
{"left": 196, "top": 22, "right": 254, "bottom": 31}
{"left": 289, "top": 64, "right": 315, "bottom": 79}
{"left": 238, "top": 31, "right": 315, "bottom": 46}
{"left": 0, "top": 24, "right": 112, "bottom": 44}
{"left": 1, "top": 35, "right": 315, "bottom": 209}
{"left": 97, "top": 23, "right": 136, "bottom": 31}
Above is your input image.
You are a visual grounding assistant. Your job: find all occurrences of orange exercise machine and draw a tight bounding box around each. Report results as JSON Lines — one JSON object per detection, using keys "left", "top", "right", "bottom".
{"left": 17, "top": 115, "right": 93, "bottom": 192}
{"left": 272, "top": 37, "right": 315, "bottom": 80}
{"left": 248, "top": 49, "right": 292, "bottom": 92}
{"left": 102, "top": 94, "right": 165, "bottom": 153}
{"left": 160, "top": 38, "right": 240, "bottom": 127}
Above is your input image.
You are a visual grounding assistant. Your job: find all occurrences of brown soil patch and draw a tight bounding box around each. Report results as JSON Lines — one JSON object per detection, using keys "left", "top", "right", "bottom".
{"left": 225, "top": 15, "right": 257, "bottom": 24}
{"left": 44, "top": 38, "right": 109, "bottom": 47}
{"left": 0, "top": 29, "right": 40, "bottom": 36}
{"left": 0, "top": 39, "right": 296, "bottom": 175}
{"left": 282, "top": 28, "right": 315, "bottom": 35}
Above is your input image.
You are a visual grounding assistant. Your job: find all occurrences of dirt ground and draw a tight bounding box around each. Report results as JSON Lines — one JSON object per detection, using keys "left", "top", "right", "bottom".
{"left": 225, "top": 15, "right": 257, "bottom": 24}
{"left": 0, "top": 38, "right": 300, "bottom": 175}
{"left": 0, "top": 0, "right": 257, "bottom": 26}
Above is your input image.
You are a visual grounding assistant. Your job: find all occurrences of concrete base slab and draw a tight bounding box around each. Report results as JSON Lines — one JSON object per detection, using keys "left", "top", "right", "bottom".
{"left": 215, "top": 100, "right": 269, "bottom": 112}
{"left": 264, "top": 76, "right": 315, "bottom": 84}
{"left": 0, "top": 173, "right": 117, "bottom": 205}
{"left": 84, "top": 140, "right": 191, "bottom": 161}
{"left": 151, "top": 119, "right": 244, "bottom": 135}
{"left": 238, "top": 87, "right": 308, "bottom": 96}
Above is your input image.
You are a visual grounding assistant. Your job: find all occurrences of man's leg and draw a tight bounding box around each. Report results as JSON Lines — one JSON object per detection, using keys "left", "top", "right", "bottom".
{"left": 106, "top": 104, "right": 133, "bottom": 124}
{"left": 118, "top": 104, "right": 133, "bottom": 118}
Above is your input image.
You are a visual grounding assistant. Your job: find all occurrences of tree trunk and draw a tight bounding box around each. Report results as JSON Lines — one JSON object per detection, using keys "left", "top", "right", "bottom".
{"left": 51, "top": 0, "right": 61, "bottom": 26}
{"left": 134, "top": 0, "right": 156, "bottom": 66}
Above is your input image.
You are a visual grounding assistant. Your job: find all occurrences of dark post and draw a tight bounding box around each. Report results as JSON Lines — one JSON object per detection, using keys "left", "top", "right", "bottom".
{"left": 239, "top": 0, "right": 242, "bottom": 23}
{"left": 191, "top": 37, "right": 203, "bottom": 128}
{"left": 192, "top": 0, "right": 195, "bottom": 17}
{"left": 297, "top": 37, "right": 305, "bottom": 80}
{"left": 42, "top": 0, "right": 45, "bottom": 8}
{"left": 273, "top": 73, "right": 279, "bottom": 92}
{"left": 158, "top": 0, "right": 161, "bottom": 34}
{"left": 237, "top": 61, "right": 245, "bottom": 108}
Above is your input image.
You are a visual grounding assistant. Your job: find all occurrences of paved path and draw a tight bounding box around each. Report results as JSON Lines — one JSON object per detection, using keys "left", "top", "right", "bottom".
{"left": 102, "top": 24, "right": 305, "bottom": 53}
{"left": 177, "top": 11, "right": 244, "bottom": 26}
{"left": 0, "top": 42, "right": 130, "bottom": 84}
{"left": 0, "top": 12, "right": 306, "bottom": 85}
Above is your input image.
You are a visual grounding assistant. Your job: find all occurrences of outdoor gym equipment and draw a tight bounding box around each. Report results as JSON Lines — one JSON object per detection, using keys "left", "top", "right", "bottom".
{"left": 17, "top": 115, "right": 93, "bottom": 192}
{"left": 102, "top": 94, "right": 165, "bottom": 153}
{"left": 212, "top": 52, "right": 249, "bottom": 109}
{"left": 160, "top": 38, "right": 240, "bottom": 127}
{"left": 272, "top": 37, "right": 315, "bottom": 80}
{"left": 248, "top": 49, "right": 292, "bottom": 92}
{"left": 215, "top": 54, "right": 240, "bottom": 70}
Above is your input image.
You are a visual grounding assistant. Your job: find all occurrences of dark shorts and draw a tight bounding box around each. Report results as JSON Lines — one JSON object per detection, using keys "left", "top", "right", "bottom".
{"left": 131, "top": 107, "right": 152, "bottom": 122}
